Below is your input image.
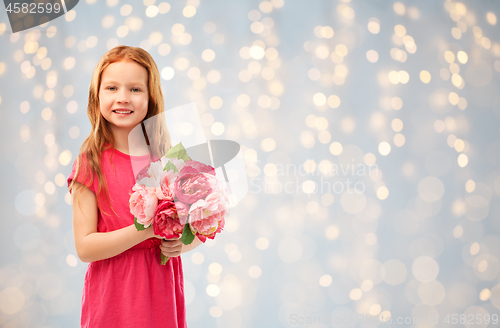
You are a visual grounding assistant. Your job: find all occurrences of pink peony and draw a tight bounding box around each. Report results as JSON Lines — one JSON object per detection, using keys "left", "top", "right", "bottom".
{"left": 188, "top": 192, "right": 228, "bottom": 242}
{"left": 184, "top": 160, "right": 215, "bottom": 176}
{"left": 174, "top": 201, "right": 190, "bottom": 225}
{"left": 202, "top": 172, "right": 225, "bottom": 194}
{"left": 137, "top": 164, "right": 177, "bottom": 201}
{"left": 129, "top": 184, "right": 159, "bottom": 228}
{"left": 153, "top": 200, "right": 184, "bottom": 239}
{"left": 174, "top": 166, "right": 212, "bottom": 204}
{"left": 156, "top": 170, "right": 176, "bottom": 200}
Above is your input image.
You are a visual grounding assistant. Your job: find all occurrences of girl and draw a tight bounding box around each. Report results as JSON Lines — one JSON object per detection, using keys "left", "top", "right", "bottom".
{"left": 67, "top": 45, "right": 202, "bottom": 328}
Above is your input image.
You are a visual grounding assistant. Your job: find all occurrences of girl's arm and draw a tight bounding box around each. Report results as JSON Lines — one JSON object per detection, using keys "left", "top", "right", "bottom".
{"left": 72, "top": 182, "right": 155, "bottom": 263}
{"left": 181, "top": 235, "right": 203, "bottom": 254}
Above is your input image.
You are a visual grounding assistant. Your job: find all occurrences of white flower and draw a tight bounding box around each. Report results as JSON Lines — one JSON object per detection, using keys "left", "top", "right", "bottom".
{"left": 147, "top": 160, "right": 165, "bottom": 180}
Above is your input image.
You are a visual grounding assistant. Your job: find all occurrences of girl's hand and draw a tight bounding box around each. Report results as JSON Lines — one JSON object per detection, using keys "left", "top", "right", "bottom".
{"left": 145, "top": 227, "right": 183, "bottom": 257}
{"left": 147, "top": 226, "right": 179, "bottom": 242}
{"left": 159, "top": 238, "right": 183, "bottom": 258}
{"left": 144, "top": 225, "right": 170, "bottom": 240}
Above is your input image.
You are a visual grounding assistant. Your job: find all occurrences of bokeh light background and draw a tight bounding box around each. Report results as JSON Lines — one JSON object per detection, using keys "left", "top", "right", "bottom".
{"left": 1, "top": 0, "right": 500, "bottom": 327}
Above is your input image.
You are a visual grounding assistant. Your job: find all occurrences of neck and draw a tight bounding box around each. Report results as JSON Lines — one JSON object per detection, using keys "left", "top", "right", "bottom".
{"left": 110, "top": 126, "right": 131, "bottom": 155}
{"left": 110, "top": 124, "right": 150, "bottom": 156}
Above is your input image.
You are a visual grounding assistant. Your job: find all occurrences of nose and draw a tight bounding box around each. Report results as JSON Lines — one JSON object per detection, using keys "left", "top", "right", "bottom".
{"left": 117, "top": 88, "right": 130, "bottom": 103}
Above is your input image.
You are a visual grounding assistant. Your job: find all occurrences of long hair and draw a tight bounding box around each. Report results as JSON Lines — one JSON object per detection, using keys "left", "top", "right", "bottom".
{"left": 69, "top": 45, "right": 172, "bottom": 216}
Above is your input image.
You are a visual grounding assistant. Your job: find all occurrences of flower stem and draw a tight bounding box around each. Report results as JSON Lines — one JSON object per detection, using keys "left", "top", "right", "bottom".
{"left": 161, "top": 253, "right": 170, "bottom": 265}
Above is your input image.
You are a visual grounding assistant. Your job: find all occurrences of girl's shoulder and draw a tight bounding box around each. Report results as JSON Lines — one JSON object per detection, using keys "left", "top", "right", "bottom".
{"left": 69, "top": 147, "right": 109, "bottom": 181}
{"left": 68, "top": 152, "right": 97, "bottom": 194}
{"left": 74, "top": 150, "right": 103, "bottom": 168}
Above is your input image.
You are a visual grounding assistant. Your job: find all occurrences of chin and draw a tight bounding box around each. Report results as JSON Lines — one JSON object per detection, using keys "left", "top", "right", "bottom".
{"left": 107, "top": 120, "right": 139, "bottom": 128}
{"left": 117, "top": 122, "right": 142, "bottom": 128}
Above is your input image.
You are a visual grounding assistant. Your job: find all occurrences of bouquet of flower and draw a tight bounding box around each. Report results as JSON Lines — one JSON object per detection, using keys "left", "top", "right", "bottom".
{"left": 129, "top": 142, "right": 229, "bottom": 265}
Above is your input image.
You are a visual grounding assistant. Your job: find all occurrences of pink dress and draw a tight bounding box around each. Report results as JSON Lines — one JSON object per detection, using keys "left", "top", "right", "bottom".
{"left": 67, "top": 146, "right": 187, "bottom": 328}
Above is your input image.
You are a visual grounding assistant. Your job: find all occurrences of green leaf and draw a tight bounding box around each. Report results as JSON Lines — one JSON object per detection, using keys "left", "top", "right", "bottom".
{"left": 134, "top": 217, "right": 146, "bottom": 231}
{"left": 164, "top": 142, "right": 191, "bottom": 162}
{"left": 163, "top": 161, "right": 178, "bottom": 173}
{"left": 180, "top": 223, "right": 195, "bottom": 245}
{"left": 161, "top": 254, "right": 170, "bottom": 265}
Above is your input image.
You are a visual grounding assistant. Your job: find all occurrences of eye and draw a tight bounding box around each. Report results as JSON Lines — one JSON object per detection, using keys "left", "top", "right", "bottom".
{"left": 106, "top": 86, "right": 116, "bottom": 91}
{"left": 132, "top": 88, "right": 141, "bottom": 92}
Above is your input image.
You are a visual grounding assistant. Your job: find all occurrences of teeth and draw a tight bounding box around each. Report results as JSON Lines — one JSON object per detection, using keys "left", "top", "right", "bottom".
{"left": 114, "top": 111, "right": 132, "bottom": 114}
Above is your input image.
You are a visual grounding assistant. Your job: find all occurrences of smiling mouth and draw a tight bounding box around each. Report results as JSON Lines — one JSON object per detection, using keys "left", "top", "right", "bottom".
{"left": 113, "top": 110, "right": 134, "bottom": 114}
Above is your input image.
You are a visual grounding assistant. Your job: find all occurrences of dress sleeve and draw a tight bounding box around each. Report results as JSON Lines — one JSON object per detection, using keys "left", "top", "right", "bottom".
{"left": 67, "top": 154, "right": 96, "bottom": 195}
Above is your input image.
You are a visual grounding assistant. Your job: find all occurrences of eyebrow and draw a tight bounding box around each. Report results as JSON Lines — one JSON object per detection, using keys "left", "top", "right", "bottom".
{"left": 101, "top": 80, "right": 147, "bottom": 87}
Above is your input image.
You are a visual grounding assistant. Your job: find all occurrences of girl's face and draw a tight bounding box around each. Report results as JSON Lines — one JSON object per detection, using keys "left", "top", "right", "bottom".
{"left": 99, "top": 59, "right": 149, "bottom": 134}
